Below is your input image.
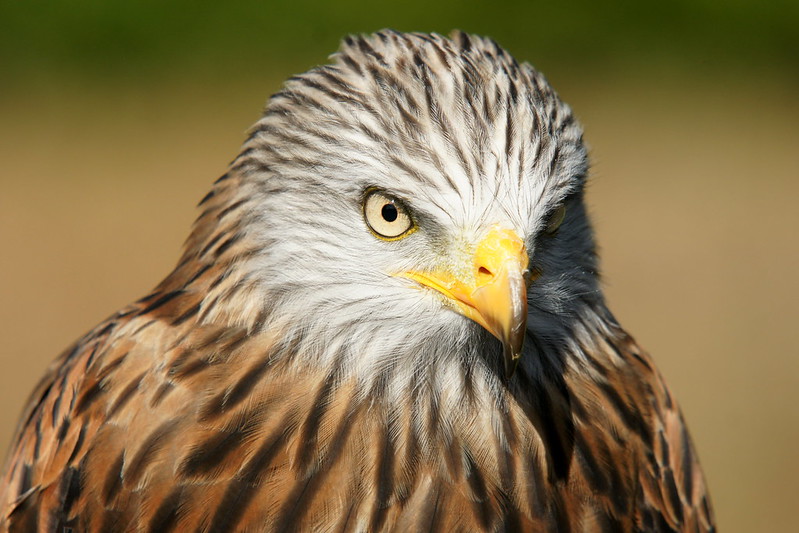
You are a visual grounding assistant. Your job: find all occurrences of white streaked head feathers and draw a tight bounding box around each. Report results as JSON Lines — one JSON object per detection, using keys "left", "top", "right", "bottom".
{"left": 206, "top": 30, "right": 604, "bottom": 384}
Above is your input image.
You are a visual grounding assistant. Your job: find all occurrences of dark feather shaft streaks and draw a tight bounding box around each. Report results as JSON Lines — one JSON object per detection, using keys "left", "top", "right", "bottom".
{"left": 0, "top": 30, "right": 713, "bottom": 533}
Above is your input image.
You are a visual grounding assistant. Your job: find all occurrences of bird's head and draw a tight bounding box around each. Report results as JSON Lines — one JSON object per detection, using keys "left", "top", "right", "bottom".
{"left": 193, "top": 31, "right": 603, "bottom": 385}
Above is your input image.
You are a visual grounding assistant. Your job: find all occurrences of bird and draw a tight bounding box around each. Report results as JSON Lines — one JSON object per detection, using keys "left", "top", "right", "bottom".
{"left": 0, "top": 30, "right": 714, "bottom": 532}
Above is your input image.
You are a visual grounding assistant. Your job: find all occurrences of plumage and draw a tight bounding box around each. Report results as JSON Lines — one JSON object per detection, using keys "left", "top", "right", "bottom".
{"left": 0, "top": 30, "right": 714, "bottom": 532}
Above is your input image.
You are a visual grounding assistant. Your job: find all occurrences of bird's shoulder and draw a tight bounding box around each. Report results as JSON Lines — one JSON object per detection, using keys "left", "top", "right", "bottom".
{"left": 597, "top": 332, "right": 716, "bottom": 532}
{"left": 0, "top": 286, "right": 230, "bottom": 530}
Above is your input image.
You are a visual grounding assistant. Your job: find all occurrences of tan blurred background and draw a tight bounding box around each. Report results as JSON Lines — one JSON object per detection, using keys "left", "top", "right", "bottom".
{"left": 1, "top": 2, "right": 797, "bottom": 531}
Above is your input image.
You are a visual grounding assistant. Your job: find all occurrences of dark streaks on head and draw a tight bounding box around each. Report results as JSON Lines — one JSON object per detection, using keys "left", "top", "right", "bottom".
{"left": 317, "top": 67, "right": 357, "bottom": 94}
{"left": 213, "top": 172, "right": 231, "bottom": 184}
{"left": 357, "top": 37, "right": 388, "bottom": 67}
{"left": 295, "top": 76, "right": 364, "bottom": 114}
{"left": 213, "top": 232, "right": 241, "bottom": 258}
{"left": 339, "top": 52, "right": 363, "bottom": 75}
{"left": 184, "top": 263, "right": 211, "bottom": 287}
{"left": 197, "top": 189, "right": 215, "bottom": 206}
{"left": 199, "top": 233, "right": 225, "bottom": 258}
{"left": 206, "top": 267, "right": 231, "bottom": 292}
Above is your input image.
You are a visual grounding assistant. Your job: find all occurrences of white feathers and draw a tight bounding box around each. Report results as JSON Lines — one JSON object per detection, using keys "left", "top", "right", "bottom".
{"left": 221, "top": 30, "right": 603, "bottom": 405}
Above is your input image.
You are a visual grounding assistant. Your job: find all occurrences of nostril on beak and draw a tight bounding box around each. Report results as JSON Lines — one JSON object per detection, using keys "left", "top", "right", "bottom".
{"left": 477, "top": 266, "right": 493, "bottom": 284}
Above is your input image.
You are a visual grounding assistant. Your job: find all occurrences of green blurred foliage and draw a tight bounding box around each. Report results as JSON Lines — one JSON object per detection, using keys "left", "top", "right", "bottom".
{"left": 1, "top": 0, "right": 797, "bottom": 84}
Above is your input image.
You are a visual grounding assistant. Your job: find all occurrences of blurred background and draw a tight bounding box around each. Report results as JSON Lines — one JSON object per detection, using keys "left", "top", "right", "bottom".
{"left": 0, "top": 1, "right": 797, "bottom": 530}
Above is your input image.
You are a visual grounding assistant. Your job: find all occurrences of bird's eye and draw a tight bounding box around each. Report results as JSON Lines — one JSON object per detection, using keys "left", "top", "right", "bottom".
{"left": 363, "top": 190, "right": 415, "bottom": 240}
{"left": 544, "top": 205, "right": 566, "bottom": 235}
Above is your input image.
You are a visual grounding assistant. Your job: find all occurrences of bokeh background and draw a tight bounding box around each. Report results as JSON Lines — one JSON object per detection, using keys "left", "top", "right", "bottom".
{"left": 1, "top": 1, "right": 797, "bottom": 530}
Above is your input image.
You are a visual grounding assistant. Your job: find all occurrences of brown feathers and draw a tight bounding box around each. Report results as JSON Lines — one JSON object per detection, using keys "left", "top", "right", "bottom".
{"left": 0, "top": 31, "right": 714, "bottom": 532}
{"left": 0, "top": 299, "right": 713, "bottom": 531}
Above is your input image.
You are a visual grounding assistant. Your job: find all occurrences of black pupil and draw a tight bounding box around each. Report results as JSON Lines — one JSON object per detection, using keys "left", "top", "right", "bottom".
{"left": 381, "top": 203, "right": 398, "bottom": 222}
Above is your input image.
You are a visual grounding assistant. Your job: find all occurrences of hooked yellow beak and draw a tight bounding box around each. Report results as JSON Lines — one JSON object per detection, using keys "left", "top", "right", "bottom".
{"left": 397, "top": 226, "right": 530, "bottom": 377}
